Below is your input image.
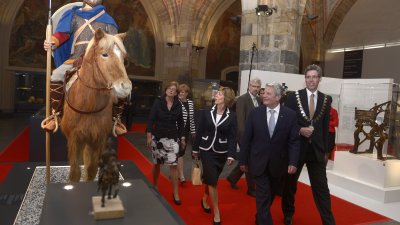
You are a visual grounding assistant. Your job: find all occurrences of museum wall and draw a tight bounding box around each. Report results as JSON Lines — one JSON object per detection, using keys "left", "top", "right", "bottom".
{"left": 324, "top": 46, "right": 400, "bottom": 83}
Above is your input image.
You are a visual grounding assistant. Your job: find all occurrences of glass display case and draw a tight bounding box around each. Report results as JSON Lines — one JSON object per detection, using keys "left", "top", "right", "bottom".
{"left": 130, "top": 79, "right": 162, "bottom": 115}
{"left": 191, "top": 79, "right": 219, "bottom": 110}
{"left": 15, "top": 72, "right": 45, "bottom": 112}
{"left": 336, "top": 82, "right": 399, "bottom": 159}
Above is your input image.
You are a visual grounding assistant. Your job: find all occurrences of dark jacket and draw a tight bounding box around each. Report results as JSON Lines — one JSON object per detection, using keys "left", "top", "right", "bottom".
{"left": 285, "top": 88, "right": 332, "bottom": 162}
{"left": 239, "top": 105, "right": 300, "bottom": 177}
{"left": 192, "top": 105, "right": 237, "bottom": 159}
{"left": 147, "top": 96, "right": 184, "bottom": 140}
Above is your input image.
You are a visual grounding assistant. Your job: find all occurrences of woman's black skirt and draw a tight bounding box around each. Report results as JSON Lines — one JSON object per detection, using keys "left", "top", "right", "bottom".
{"left": 200, "top": 149, "right": 227, "bottom": 186}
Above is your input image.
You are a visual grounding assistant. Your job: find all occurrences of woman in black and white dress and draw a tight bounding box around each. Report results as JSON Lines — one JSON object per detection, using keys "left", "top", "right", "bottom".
{"left": 146, "top": 81, "right": 186, "bottom": 205}
{"left": 192, "top": 87, "right": 237, "bottom": 225}
{"left": 177, "top": 84, "right": 196, "bottom": 183}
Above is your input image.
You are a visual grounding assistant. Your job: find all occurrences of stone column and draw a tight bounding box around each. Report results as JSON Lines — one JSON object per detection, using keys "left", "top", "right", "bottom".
{"left": 240, "top": 0, "right": 306, "bottom": 74}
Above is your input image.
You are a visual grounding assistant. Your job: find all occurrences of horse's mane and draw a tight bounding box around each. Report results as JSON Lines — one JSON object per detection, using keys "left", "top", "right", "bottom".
{"left": 85, "top": 32, "right": 127, "bottom": 58}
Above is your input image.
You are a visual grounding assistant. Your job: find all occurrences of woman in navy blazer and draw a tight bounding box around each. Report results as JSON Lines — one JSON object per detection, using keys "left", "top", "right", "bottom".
{"left": 192, "top": 87, "right": 237, "bottom": 225}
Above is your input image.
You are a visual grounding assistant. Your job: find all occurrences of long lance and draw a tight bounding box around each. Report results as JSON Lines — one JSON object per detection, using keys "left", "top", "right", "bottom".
{"left": 45, "top": 0, "right": 52, "bottom": 185}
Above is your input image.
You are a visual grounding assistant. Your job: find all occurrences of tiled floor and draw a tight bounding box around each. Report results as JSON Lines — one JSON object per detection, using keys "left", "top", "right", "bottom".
{"left": 1, "top": 112, "right": 399, "bottom": 224}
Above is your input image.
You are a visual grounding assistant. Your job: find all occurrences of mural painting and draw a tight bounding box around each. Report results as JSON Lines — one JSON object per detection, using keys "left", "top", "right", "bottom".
{"left": 9, "top": 0, "right": 155, "bottom": 77}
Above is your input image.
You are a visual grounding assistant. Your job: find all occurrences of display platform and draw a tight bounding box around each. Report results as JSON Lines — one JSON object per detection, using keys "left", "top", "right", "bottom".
{"left": 327, "top": 151, "right": 400, "bottom": 203}
{"left": 40, "top": 179, "right": 184, "bottom": 225}
{"left": 1, "top": 161, "right": 184, "bottom": 225}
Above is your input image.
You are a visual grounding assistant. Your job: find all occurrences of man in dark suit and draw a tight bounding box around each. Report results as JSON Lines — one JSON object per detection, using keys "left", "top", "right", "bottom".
{"left": 240, "top": 83, "right": 300, "bottom": 225}
{"left": 281, "top": 64, "right": 335, "bottom": 225}
{"left": 227, "top": 78, "right": 262, "bottom": 197}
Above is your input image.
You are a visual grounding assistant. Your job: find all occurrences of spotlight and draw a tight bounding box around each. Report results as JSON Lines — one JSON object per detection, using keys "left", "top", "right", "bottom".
{"left": 192, "top": 45, "right": 205, "bottom": 52}
{"left": 255, "top": 5, "right": 277, "bottom": 16}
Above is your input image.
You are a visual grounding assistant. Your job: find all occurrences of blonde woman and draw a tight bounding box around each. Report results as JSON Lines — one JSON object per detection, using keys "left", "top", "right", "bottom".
{"left": 192, "top": 87, "right": 237, "bottom": 225}
{"left": 177, "top": 84, "right": 196, "bottom": 183}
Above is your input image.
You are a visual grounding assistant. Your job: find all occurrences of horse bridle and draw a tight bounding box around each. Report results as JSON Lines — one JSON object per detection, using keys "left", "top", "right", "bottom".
{"left": 65, "top": 48, "right": 116, "bottom": 114}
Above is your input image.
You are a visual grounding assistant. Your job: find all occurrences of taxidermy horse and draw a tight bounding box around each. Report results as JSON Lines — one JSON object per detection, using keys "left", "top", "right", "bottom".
{"left": 61, "top": 29, "right": 131, "bottom": 182}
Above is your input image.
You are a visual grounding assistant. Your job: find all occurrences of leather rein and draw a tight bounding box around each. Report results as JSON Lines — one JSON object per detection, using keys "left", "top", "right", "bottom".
{"left": 65, "top": 49, "right": 114, "bottom": 114}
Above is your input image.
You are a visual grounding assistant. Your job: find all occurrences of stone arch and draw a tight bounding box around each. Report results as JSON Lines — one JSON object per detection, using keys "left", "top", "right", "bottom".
{"left": 323, "top": 0, "right": 357, "bottom": 50}
{"left": 221, "top": 66, "right": 239, "bottom": 81}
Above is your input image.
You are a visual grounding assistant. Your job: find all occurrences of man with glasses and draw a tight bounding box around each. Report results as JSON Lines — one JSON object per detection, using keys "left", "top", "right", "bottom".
{"left": 281, "top": 64, "right": 335, "bottom": 225}
{"left": 226, "top": 78, "right": 262, "bottom": 197}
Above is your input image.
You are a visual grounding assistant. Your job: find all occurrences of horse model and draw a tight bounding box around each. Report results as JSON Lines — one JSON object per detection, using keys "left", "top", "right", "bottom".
{"left": 97, "top": 140, "right": 121, "bottom": 207}
{"left": 61, "top": 28, "right": 132, "bottom": 182}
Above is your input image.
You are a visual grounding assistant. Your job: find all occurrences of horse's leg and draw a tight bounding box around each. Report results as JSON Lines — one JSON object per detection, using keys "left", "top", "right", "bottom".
{"left": 84, "top": 143, "right": 104, "bottom": 181}
{"left": 68, "top": 136, "right": 84, "bottom": 182}
{"left": 107, "top": 185, "right": 112, "bottom": 199}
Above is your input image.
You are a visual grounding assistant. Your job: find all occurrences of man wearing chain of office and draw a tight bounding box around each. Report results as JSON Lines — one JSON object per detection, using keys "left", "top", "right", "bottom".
{"left": 281, "top": 64, "right": 335, "bottom": 225}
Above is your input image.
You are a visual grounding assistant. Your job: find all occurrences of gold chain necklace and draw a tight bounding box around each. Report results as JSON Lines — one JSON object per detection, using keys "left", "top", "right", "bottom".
{"left": 295, "top": 90, "right": 328, "bottom": 124}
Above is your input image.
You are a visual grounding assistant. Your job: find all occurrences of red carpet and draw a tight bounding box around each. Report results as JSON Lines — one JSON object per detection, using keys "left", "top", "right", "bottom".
{"left": 0, "top": 127, "right": 29, "bottom": 162}
{"left": 0, "top": 163, "right": 14, "bottom": 185}
{"left": 118, "top": 137, "right": 390, "bottom": 225}
{"left": 0, "top": 129, "right": 392, "bottom": 224}
{"left": 128, "top": 123, "right": 147, "bottom": 133}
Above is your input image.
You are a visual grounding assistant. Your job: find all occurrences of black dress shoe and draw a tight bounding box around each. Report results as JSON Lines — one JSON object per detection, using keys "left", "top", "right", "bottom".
{"left": 173, "top": 194, "right": 181, "bottom": 205}
{"left": 227, "top": 177, "right": 239, "bottom": 190}
{"left": 284, "top": 216, "right": 292, "bottom": 225}
{"left": 201, "top": 199, "right": 211, "bottom": 213}
{"left": 247, "top": 189, "right": 256, "bottom": 198}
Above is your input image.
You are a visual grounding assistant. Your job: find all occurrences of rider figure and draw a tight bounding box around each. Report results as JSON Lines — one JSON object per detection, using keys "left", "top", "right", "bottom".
{"left": 42, "top": 0, "right": 128, "bottom": 136}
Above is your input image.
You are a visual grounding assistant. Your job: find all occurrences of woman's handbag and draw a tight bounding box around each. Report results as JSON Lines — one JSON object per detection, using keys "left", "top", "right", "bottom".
{"left": 191, "top": 160, "right": 202, "bottom": 185}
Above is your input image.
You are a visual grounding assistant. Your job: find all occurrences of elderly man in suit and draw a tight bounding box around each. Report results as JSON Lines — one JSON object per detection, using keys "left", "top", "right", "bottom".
{"left": 240, "top": 83, "right": 300, "bottom": 225}
{"left": 227, "top": 78, "right": 262, "bottom": 197}
{"left": 281, "top": 64, "right": 335, "bottom": 225}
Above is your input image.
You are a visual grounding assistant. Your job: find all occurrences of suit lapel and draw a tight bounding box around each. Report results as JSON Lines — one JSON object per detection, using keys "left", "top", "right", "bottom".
{"left": 210, "top": 105, "right": 217, "bottom": 126}
{"left": 261, "top": 107, "right": 271, "bottom": 139}
{"left": 246, "top": 93, "right": 255, "bottom": 109}
{"left": 315, "top": 91, "right": 323, "bottom": 117}
{"left": 300, "top": 89, "right": 310, "bottom": 117}
{"left": 272, "top": 107, "right": 285, "bottom": 137}
{"left": 210, "top": 105, "right": 230, "bottom": 127}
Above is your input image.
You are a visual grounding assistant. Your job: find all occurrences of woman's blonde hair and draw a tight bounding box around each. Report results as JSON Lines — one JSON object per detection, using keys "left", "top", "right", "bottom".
{"left": 178, "top": 83, "right": 191, "bottom": 93}
{"left": 164, "top": 81, "right": 179, "bottom": 93}
{"left": 219, "top": 86, "right": 236, "bottom": 108}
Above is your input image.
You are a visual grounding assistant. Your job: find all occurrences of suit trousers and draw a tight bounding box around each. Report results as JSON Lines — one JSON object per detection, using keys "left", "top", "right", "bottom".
{"left": 281, "top": 143, "right": 335, "bottom": 225}
{"left": 227, "top": 163, "right": 256, "bottom": 191}
{"left": 254, "top": 170, "right": 282, "bottom": 225}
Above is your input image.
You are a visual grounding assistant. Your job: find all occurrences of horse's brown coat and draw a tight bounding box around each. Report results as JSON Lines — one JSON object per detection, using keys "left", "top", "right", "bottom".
{"left": 61, "top": 29, "right": 131, "bottom": 182}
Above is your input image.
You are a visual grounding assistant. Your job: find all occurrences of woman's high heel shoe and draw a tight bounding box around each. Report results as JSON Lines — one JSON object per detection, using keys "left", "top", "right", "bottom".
{"left": 173, "top": 194, "right": 181, "bottom": 205}
{"left": 201, "top": 199, "right": 211, "bottom": 213}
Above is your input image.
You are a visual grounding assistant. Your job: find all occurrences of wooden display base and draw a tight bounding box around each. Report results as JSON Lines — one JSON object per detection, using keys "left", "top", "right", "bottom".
{"left": 92, "top": 196, "right": 125, "bottom": 220}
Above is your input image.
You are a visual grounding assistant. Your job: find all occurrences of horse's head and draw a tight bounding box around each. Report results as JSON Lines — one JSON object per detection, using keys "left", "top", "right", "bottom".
{"left": 85, "top": 29, "right": 132, "bottom": 99}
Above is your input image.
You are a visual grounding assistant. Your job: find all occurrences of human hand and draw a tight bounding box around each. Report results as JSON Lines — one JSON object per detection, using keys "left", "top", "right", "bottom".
{"left": 240, "top": 165, "right": 248, "bottom": 172}
{"left": 227, "top": 158, "right": 234, "bottom": 166}
{"left": 146, "top": 138, "right": 152, "bottom": 151}
{"left": 299, "top": 127, "right": 314, "bottom": 138}
{"left": 288, "top": 165, "right": 297, "bottom": 174}
{"left": 192, "top": 152, "right": 199, "bottom": 160}
{"left": 180, "top": 139, "right": 186, "bottom": 149}
{"left": 43, "top": 39, "right": 55, "bottom": 51}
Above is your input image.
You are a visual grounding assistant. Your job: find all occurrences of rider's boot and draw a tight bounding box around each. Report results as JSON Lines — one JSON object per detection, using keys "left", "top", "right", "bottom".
{"left": 112, "top": 98, "right": 128, "bottom": 137}
{"left": 41, "top": 81, "right": 64, "bottom": 132}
